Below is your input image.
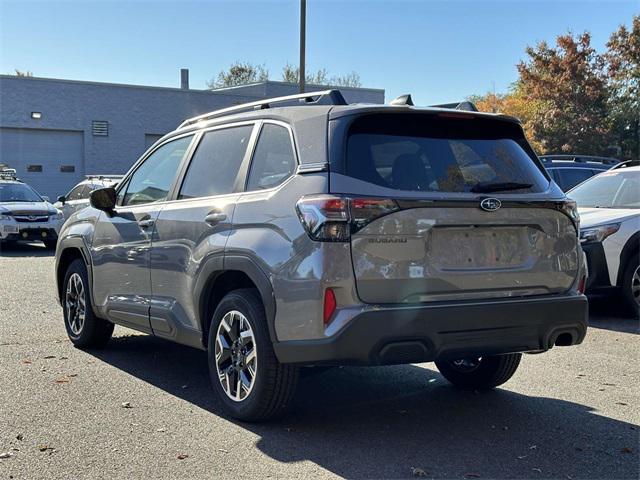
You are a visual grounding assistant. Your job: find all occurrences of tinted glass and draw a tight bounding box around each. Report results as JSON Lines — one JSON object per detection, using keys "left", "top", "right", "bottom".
{"left": 557, "top": 168, "right": 595, "bottom": 191}
{"left": 247, "top": 124, "right": 296, "bottom": 190}
{"left": 569, "top": 171, "right": 640, "bottom": 208}
{"left": 123, "top": 135, "right": 192, "bottom": 206}
{"left": 179, "top": 126, "right": 252, "bottom": 199}
{"left": 0, "top": 183, "right": 42, "bottom": 202}
{"left": 345, "top": 114, "right": 548, "bottom": 193}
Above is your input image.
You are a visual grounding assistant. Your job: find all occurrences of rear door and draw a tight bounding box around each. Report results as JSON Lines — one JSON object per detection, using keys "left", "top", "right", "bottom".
{"left": 332, "top": 112, "right": 580, "bottom": 303}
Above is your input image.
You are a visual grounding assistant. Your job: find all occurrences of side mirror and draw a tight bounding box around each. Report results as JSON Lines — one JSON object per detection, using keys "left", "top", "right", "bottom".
{"left": 90, "top": 187, "right": 117, "bottom": 212}
{"left": 42, "top": 196, "right": 50, "bottom": 202}
{"left": 57, "top": 195, "right": 66, "bottom": 205}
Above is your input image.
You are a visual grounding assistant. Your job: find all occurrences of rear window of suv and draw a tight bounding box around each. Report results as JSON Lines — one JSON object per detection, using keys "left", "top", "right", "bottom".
{"left": 344, "top": 113, "right": 548, "bottom": 193}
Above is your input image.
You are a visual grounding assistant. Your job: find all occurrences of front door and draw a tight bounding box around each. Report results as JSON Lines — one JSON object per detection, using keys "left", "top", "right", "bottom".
{"left": 91, "top": 134, "right": 194, "bottom": 332}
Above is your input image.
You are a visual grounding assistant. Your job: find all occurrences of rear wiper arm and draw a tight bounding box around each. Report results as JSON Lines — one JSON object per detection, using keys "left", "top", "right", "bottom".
{"left": 471, "top": 182, "right": 533, "bottom": 193}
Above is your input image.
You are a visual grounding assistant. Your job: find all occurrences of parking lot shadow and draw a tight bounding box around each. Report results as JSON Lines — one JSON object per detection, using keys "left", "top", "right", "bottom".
{"left": 0, "top": 241, "right": 54, "bottom": 257}
{"left": 588, "top": 295, "right": 639, "bottom": 334}
{"left": 89, "top": 334, "right": 639, "bottom": 479}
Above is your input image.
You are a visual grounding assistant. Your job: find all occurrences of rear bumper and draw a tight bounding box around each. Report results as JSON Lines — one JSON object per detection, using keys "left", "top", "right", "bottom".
{"left": 273, "top": 294, "right": 588, "bottom": 365}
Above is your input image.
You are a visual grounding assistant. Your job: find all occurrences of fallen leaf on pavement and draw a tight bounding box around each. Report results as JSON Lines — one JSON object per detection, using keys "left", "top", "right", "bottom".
{"left": 37, "top": 444, "right": 55, "bottom": 453}
{"left": 529, "top": 445, "right": 538, "bottom": 450}
{"left": 68, "top": 374, "right": 78, "bottom": 377}
{"left": 616, "top": 402, "right": 628, "bottom": 406}
{"left": 121, "top": 402, "right": 132, "bottom": 408}
{"left": 54, "top": 379, "right": 69, "bottom": 384}
{"left": 532, "top": 468, "right": 542, "bottom": 473}
{"left": 217, "top": 448, "right": 228, "bottom": 454}
{"left": 517, "top": 455, "right": 527, "bottom": 460}
{"left": 464, "top": 473, "right": 481, "bottom": 478}
{"left": 0, "top": 452, "right": 13, "bottom": 459}
{"left": 43, "top": 355, "right": 56, "bottom": 359}
{"left": 621, "top": 447, "right": 633, "bottom": 454}
{"left": 156, "top": 428, "right": 166, "bottom": 433}
{"left": 22, "top": 360, "right": 32, "bottom": 364}
{"left": 177, "top": 454, "right": 189, "bottom": 460}
{"left": 16, "top": 434, "right": 23, "bottom": 441}
{"left": 411, "top": 467, "right": 427, "bottom": 477}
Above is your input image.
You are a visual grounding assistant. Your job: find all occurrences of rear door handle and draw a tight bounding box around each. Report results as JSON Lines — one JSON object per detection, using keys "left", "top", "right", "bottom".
{"left": 138, "top": 219, "right": 155, "bottom": 229}
{"left": 204, "top": 212, "right": 227, "bottom": 225}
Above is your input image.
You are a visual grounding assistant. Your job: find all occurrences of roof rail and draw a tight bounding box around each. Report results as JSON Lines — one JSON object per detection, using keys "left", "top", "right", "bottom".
{"left": 539, "top": 155, "right": 620, "bottom": 165}
{"left": 85, "top": 174, "right": 123, "bottom": 180}
{"left": 178, "top": 89, "right": 348, "bottom": 129}
{"left": 430, "top": 101, "right": 478, "bottom": 112}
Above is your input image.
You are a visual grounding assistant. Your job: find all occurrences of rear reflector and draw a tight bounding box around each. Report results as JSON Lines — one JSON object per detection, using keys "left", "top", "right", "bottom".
{"left": 323, "top": 288, "right": 337, "bottom": 325}
{"left": 577, "top": 276, "right": 586, "bottom": 294}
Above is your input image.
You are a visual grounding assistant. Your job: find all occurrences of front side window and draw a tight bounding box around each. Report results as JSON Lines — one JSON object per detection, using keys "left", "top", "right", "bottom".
{"left": 122, "top": 135, "right": 193, "bottom": 206}
{"left": 345, "top": 114, "right": 548, "bottom": 193}
{"left": 178, "top": 126, "right": 253, "bottom": 199}
{"left": 246, "top": 124, "right": 296, "bottom": 190}
{"left": 67, "top": 184, "right": 87, "bottom": 201}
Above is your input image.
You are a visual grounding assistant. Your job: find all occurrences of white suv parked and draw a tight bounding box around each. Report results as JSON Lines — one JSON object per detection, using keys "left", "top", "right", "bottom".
{"left": 568, "top": 165, "right": 640, "bottom": 315}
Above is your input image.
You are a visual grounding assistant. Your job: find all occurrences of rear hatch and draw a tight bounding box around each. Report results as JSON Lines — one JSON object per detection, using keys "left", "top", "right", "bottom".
{"left": 329, "top": 111, "right": 580, "bottom": 303}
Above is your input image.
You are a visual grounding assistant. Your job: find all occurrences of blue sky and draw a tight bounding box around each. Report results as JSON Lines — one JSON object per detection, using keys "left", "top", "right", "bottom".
{"left": 0, "top": 0, "right": 637, "bottom": 104}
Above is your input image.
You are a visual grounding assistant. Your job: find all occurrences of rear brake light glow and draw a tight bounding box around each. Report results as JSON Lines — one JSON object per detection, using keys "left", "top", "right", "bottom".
{"left": 296, "top": 195, "right": 399, "bottom": 242}
{"left": 323, "top": 288, "right": 337, "bottom": 325}
{"left": 577, "top": 275, "right": 586, "bottom": 294}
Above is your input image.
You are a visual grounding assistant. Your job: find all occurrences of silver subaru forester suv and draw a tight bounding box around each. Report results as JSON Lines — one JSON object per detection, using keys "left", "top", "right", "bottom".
{"left": 55, "top": 91, "right": 588, "bottom": 421}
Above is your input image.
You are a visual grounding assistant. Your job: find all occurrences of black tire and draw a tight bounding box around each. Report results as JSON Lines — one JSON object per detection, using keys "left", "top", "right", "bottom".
{"left": 62, "top": 259, "right": 114, "bottom": 348}
{"left": 620, "top": 255, "right": 640, "bottom": 318}
{"left": 435, "top": 353, "right": 522, "bottom": 390}
{"left": 207, "top": 288, "right": 298, "bottom": 422}
{"left": 43, "top": 239, "right": 57, "bottom": 250}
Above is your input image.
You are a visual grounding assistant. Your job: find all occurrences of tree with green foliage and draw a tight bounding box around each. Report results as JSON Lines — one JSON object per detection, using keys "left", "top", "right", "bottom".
{"left": 282, "top": 63, "right": 361, "bottom": 87}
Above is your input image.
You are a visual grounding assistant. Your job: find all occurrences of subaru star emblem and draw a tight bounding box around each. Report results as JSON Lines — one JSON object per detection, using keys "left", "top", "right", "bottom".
{"left": 480, "top": 198, "right": 501, "bottom": 212}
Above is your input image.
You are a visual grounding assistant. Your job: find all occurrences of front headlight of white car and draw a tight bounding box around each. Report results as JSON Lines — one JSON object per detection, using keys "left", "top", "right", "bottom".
{"left": 50, "top": 210, "right": 64, "bottom": 221}
{"left": 579, "top": 223, "right": 620, "bottom": 244}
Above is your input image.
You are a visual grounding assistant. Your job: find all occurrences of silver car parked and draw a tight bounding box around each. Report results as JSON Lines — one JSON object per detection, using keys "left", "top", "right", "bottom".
{"left": 55, "top": 91, "right": 588, "bottom": 421}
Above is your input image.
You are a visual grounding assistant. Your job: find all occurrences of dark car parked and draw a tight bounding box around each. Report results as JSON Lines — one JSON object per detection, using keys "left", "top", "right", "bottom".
{"left": 540, "top": 155, "right": 620, "bottom": 191}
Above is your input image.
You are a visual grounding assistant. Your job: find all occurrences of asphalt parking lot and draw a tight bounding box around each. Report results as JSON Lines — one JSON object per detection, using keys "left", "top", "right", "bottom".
{"left": 0, "top": 243, "right": 638, "bottom": 480}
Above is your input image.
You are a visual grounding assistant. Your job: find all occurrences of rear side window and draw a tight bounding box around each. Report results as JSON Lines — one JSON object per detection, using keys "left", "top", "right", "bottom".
{"left": 557, "top": 168, "right": 595, "bottom": 191}
{"left": 179, "top": 126, "right": 253, "bottom": 199}
{"left": 246, "top": 124, "right": 296, "bottom": 191}
{"left": 345, "top": 114, "right": 548, "bottom": 193}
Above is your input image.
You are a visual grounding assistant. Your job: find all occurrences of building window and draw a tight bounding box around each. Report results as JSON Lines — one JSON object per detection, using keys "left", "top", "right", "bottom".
{"left": 27, "top": 165, "right": 43, "bottom": 172}
{"left": 31, "top": 112, "right": 42, "bottom": 119}
{"left": 60, "top": 165, "right": 76, "bottom": 173}
{"left": 92, "top": 120, "right": 109, "bottom": 136}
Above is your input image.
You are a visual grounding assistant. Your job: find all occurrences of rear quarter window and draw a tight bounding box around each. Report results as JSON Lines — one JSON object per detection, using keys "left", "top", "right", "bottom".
{"left": 344, "top": 113, "right": 548, "bottom": 194}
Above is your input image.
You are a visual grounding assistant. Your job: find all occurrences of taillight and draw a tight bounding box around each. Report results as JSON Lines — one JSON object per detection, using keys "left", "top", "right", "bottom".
{"left": 296, "top": 195, "right": 399, "bottom": 242}
{"left": 323, "top": 288, "right": 337, "bottom": 325}
{"left": 577, "top": 275, "right": 586, "bottom": 294}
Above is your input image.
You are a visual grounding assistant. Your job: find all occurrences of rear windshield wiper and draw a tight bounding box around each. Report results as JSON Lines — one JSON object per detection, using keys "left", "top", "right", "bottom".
{"left": 470, "top": 182, "right": 533, "bottom": 193}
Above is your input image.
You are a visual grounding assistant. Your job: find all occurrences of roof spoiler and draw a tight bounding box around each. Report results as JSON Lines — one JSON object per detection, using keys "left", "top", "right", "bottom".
{"left": 178, "top": 89, "right": 348, "bottom": 129}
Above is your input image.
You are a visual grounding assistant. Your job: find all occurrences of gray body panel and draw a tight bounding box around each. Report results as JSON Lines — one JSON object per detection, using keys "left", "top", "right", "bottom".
{"left": 54, "top": 101, "right": 588, "bottom": 365}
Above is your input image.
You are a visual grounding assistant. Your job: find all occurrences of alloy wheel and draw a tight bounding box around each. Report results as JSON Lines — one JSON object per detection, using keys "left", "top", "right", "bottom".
{"left": 214, "top": 310, "right": 258, "bottom": 402}
{"left": 632, "top": 265, "right": 640, "bottom": 307}
{"left": 65, "top": 273, "right": 86, "bottom": 335}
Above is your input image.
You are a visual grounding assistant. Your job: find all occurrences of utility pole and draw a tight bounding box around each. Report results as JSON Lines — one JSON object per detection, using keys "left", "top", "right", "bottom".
{"left": 299, "top": 0, "right": 306, "bottom": 93}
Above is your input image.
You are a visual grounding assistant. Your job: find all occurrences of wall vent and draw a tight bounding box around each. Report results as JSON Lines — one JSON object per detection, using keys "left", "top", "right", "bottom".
{"left": 92, "top": 120, "right": 109, "bottom": 136}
